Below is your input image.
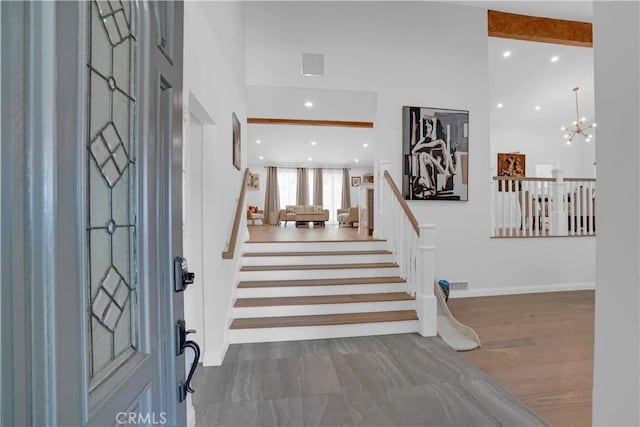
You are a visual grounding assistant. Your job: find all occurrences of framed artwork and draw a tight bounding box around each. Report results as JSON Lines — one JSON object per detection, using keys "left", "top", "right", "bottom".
{"left": 247, "top": 172, "right": 260, "bottom": 191}
{"left": 497, "top": 153, "right": 525, "bottom": 177}
{"left": 497, "top": 152, "right": 526, "bottom": 191}
{"left": 351, "top": 176, "right": 361, "bottom": 187}
{"left": 402, "top": 106, "right": 469, "bottom": 201}
{"left": 363, "top": 174, "right": 374, "bottom": 184}
{"left": 232, "top": 113, "right": 241, "bottom": 171}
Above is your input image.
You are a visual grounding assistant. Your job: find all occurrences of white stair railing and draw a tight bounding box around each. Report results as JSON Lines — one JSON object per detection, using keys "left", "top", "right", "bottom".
{"left": 378, "top": 161, "right": 437, "bottom": 337}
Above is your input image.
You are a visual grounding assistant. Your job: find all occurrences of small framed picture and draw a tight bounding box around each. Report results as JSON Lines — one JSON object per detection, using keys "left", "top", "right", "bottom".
{"left": 247, "top": 173, "right": 259, "bottom": 191}
{"left": 351, "top": 176, "right": 361, "bottom": 187}
{"left": 232, "top": 113, "right": 241, "bottom": 171}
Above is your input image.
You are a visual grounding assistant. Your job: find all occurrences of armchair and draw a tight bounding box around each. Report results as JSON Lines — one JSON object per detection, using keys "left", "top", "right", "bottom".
{"left": 337, "top": 207, "right": 359, "bottom": 227}
{"left": 247, "top": 206, "right": 264, "bottom": 225}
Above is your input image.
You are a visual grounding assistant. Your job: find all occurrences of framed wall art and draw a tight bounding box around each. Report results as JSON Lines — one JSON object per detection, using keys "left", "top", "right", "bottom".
{"left": 402, "top": 106, "right": 469, "bottom": 201}
{"left": 247, "top": 172, "right": 260, "bottom": 191}
{"left": 232, "top": 113, "right": 241, "bottom": 171}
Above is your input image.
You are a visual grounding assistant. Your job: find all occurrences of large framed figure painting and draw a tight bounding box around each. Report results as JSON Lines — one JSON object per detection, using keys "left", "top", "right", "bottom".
{"left": 402, "top": 106, "right": 469, "bottom": 201}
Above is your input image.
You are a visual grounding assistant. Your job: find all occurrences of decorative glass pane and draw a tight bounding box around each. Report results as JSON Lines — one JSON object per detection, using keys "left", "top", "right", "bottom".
{"left": 86, "top": 0, "right": 138, "bottom": 382}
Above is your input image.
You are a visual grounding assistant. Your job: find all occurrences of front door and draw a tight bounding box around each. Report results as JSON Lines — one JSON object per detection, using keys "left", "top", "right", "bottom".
{"left": 84, "top": 1, "right": 189, "bottom": 425}
{"left": 0, "top": 1, "right": 194, "bottom": 426}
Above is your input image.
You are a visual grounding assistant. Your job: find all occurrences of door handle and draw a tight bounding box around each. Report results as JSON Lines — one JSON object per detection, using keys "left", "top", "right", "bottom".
{"left": 176, "top": 319, "right": 201, "bottom": 402}
{"left": 181, "top": 340, "right": 200, "bottom": 394}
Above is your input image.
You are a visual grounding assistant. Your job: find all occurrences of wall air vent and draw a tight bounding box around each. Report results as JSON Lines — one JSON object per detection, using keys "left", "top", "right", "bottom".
{"left": 302, "top": 53, "right": 324, "bottom": 76}
{"left": 449, "top": 282, "right": 469, "bottom": 291}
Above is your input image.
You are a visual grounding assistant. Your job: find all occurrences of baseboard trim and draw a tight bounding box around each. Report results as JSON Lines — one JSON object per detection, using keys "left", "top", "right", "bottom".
{"left": 449, "top": 282, "right": 595, "bottom": 299}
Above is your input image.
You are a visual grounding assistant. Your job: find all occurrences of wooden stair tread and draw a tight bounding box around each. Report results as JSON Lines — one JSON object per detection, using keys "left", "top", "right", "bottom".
{"left": 238, "top": 276, "right": 406, "bottom": 288}
{"left": 243, "top": 250, "right": 392, "bottom": 257}
{"left": 234, "top": 293, "right": 415, "bottom": 307}
{"left": 240, "top": 262, "right": 398, "bottom": 272}
{"left": 230, "top": 310, "right": 418, "bottom": 329}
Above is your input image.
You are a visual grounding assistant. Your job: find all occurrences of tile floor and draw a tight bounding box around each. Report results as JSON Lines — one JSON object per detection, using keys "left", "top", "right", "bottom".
{"left": 191, "top": 334, "right": 547, "bottom": 426}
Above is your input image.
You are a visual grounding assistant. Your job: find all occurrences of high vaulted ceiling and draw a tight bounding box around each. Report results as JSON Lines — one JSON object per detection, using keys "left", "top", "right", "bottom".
{"left": 489, "top": 36, "right": 595, "bottom": 136}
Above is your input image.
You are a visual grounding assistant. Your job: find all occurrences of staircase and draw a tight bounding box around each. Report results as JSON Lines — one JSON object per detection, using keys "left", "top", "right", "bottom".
{"left": 228, "top": 239, "right": 419, "bottom": 343}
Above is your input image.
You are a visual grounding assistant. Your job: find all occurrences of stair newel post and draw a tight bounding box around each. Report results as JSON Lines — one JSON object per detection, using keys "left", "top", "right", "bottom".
{"left": 417, "top": 224, "right": 437, "bottom": 337}
{"left": 551, "top": 169, "right": 568, "bottom": 236}
{"left": 378, "top": 161, "right": 391, "bottom": 242}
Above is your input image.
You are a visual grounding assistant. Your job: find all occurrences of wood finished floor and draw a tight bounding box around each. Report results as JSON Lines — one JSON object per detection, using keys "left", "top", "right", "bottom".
{"left": 449, "top": 291, "right": 594, "bottom": 427}
{"left": 248, "top": 224, "right": 379, "bottom": 242}
{"left": 192, "top": 334, "right": 546, "bottom": 426}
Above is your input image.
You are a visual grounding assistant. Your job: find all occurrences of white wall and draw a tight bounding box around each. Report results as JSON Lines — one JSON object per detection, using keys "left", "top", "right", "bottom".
{"left": 245, "top": 1, "right": 594, "bottom": 295}
{"left": 349, "top": 167, "right": 373, "bottom": 207}
{"left": 491, "top": 127, "right": 596, "bottom": 178}
{"left": 183, "top": 1, "right": 247, "bottom": 365}
{"left": 592, "top": 2, "right": 640, "bottom": 425}
{"left": 245, "top": 164, "right": 266, "bottom": 211}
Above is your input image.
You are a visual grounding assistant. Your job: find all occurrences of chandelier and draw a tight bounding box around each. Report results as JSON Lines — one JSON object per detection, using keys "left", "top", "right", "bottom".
{"left": 561, "top": 86, "right": 596, "bottom": 145}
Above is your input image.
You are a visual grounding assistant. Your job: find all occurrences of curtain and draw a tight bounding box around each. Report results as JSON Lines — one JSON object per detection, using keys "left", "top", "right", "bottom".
{"left": 296, "top": 167, "right": 309, "bottom": 205}
{"left": 313, "top": 168, "right": 323, "bottom": 206}
{"left": 277, "top": 168, "right": 297, "bottom": 208}
{"left": 264, "top": 167, "right": 280, "bottom": 223}
{"left": 341, "top": 168, "right": 351, "bottom": 209}
{"left": 323, "top": 169, "right": 342, "bottom": 224}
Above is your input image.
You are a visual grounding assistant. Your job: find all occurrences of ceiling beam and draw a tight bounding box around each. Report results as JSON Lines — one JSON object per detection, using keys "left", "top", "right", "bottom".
{"left": 488, "top": 10, "right": 592, "bottom": 47}
{"left": 247, "top": 118, "right": 374, "bottom": 128}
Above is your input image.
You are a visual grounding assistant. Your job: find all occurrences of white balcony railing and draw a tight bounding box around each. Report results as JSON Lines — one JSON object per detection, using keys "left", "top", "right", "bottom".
{"left": 492, "top": 170, "right": 595, "bottom": 237}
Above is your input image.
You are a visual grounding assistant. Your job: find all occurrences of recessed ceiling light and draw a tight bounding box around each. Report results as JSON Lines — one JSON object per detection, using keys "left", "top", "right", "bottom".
{"left": 363, "top": 143, "right": 368, "bottom": 148}
{"left": 503, "top": 50, "right": 512, "bottom": 58}
{"left": 310, "top": 141, "right": 316, "bottom": 146}
{"left": 259, "top": 156, "right": 264, "bottom": 160}
{"left": 304, "top": 101, "right": 313, "bottom": 108}
{"left": 307, "top": 157, "right": 312, "bottom": 161}
{"left": 551, "top": 56, "right": 560, "bottom": 62}
{"left": 354, "top": 158, "right": 360, "bottom": 163}
{"left": 497, "top": 103, "right": 503, "bottom": 108}
{"left": 256, "top": 139, "right": 261, "bottom": 144}
{"left": 593, "top": 123, "right": 597, "bottom": 127}
{"left": 534, "top": 106, "right": 541, "bottom": 111}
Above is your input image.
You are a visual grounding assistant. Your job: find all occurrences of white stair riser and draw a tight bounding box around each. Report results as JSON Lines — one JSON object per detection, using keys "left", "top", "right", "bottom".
{"left": 238, "top": 267, "right": 399, "bottom": 281}
{"left": 243, "top": 241, "right": 388, "bottom": 253}
{"left": 228, "top": 320, "right": 418, "bottom": 344}
{"left": 233, "top": 300, "right": 416, "bottom": 318}
{"left": 236, "top": 283, "right": 407, "bottom": 298}
{"left": 242, "top": 254, "right": 395, "bottom": 266}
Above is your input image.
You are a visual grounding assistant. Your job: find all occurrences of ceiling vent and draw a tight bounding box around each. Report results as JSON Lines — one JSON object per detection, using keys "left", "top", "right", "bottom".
{"left": 302, "top": 53, "right": 324, "bottom": 76}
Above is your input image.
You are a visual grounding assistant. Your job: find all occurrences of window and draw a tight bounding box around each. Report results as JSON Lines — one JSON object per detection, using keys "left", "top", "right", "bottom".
{"left": 536, "top": 163, "right": 554, "bottom": 178}
{"left": 323, "top": 169, "right": 343, "bottom": 224}
{"left": 277, "top": 168, "right": 297, "bottom": 208}
{"left": 85, "top": 0, "right": 138, "bottom": 384}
